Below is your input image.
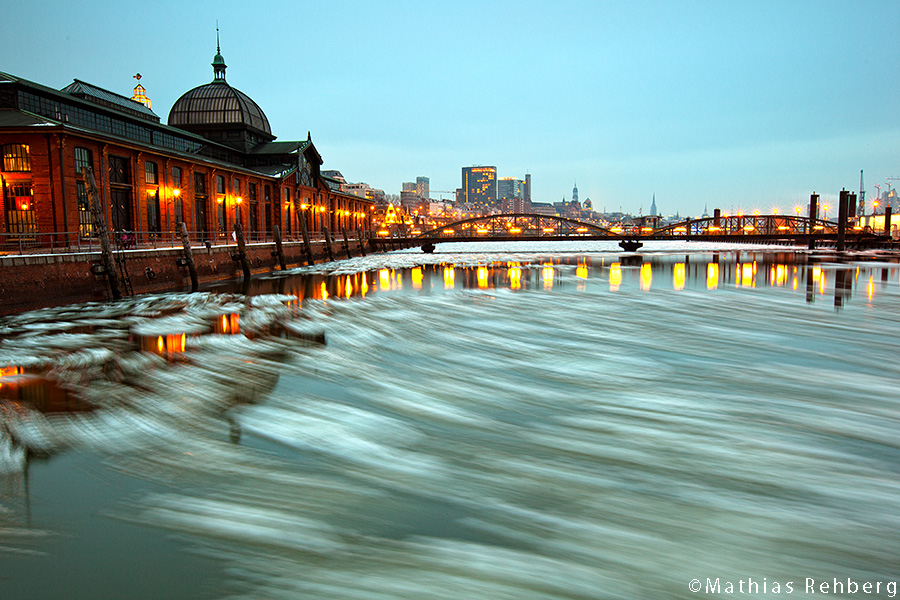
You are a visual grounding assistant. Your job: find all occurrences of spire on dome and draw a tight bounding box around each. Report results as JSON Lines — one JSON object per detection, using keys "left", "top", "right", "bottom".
{"left": 212, "top": 24, "right": 227, "bottom": 81}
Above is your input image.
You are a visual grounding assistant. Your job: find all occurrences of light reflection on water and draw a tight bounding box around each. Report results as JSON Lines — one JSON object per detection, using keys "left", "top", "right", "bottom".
{"left": 216, "top": 250, "right": 900, "bottom": 309}
{"left": 2, "top": 247, "right": 900, "bottom": 599}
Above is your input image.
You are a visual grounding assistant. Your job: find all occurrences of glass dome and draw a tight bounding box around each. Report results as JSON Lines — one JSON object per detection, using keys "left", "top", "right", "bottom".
{"left": 168, "top": 80, "right": 271, "bottom": 136}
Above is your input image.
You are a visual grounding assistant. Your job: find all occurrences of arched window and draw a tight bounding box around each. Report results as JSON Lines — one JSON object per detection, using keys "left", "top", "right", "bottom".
{"left": 2, "top": 144, "right": 31, "bottom": 172}
{"left": 74, "top": 147, "right": 93, "bottom": 175}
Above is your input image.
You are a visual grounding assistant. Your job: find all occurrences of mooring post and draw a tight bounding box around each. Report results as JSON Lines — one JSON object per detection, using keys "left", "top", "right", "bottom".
{"left": 179, "top": 221, "right": 199, "bottom": 292}
{"left": 273, "top": 225, "right": 287, "bottom": 270}
{"left": 341, "top": 228, "right": 353, "bottom": 259}
{"left": 234, "top": 220, "right": 252, "bottom": 281}
{"left": 808, "top": 193, "right": 819, "bottom": 250}
{"left": 837, "top": 189, "right": 849, "bottom": 252}
{"left": 356, "top": 228, "right": 367, "bottom": 256}
{"left": 323, "top": 226, "right": 336, "bottom": 262}
{"left": 884, "top": 206, "right": 893, "bottom": 238}
{"left": 84, "top": 167, "right": 121, "bottom": 300}
{"left": 298, "top": 210, "right": 314, "bottom": 266}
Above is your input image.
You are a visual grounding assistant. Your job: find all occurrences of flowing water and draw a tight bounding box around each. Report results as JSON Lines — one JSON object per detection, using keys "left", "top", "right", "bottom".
{"left": 2, "top": 241, "right": 900, "bottom": 599}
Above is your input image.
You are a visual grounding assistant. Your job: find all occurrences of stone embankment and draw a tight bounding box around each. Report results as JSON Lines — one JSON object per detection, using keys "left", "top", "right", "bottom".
{"left": 0, "top": 236, "right": 382, "bottom": 315}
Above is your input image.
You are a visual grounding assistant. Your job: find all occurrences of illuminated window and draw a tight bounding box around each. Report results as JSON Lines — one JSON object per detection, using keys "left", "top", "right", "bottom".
{"left": 144, "top": 160, "right": 158, "bottom": 184}
{"left": 2, "top": 144, "right": 31, "bottom": 172}
{"left": 77, "top": 181, "right": 94, "bottom": 237}
{"left": 3, "top": 182, "right": 33, "bottom": 211}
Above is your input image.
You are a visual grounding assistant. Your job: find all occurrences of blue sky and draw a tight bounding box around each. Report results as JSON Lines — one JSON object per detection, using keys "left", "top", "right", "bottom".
{"left": 3, "top": 0, "right": 899, "bottom": 216}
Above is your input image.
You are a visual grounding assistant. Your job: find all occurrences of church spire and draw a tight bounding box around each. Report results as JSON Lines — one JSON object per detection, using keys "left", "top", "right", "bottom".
{"left": 212, "top": 24, "right": 227, "bottom": 81}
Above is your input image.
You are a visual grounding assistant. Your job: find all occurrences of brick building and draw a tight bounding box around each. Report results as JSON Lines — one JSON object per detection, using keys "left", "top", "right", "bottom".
{"left": 0, "top": 45, "right": 372, "bottom": 249}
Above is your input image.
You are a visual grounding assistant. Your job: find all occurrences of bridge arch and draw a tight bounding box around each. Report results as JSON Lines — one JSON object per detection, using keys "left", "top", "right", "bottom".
{"left": 417, "top": 213, "right": 617, "bottom": 239}
{"left": 653, "top": 215, "right": 839, "bottom": 236}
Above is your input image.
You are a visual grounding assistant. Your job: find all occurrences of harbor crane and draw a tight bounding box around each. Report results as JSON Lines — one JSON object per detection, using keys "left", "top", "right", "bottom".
{"left": 859, "top": 170, "right": 866, "bottom": 216}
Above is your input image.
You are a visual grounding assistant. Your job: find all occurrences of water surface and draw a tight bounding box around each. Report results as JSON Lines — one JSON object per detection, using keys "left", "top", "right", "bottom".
{"left": 2, "top": 242, "right": 900, "bottom": 599}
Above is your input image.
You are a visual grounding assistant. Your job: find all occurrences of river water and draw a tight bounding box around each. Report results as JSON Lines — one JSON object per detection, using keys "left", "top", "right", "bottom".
{"left": 2, "top": 241, "right": 900, "bottom": 599}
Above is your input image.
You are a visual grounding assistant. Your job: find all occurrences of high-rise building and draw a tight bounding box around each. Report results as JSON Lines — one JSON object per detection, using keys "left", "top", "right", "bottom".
{"left": 524, "top": 173, "right": 532, "bottom": 204}
{"left": 416, "top": 176, "right": 429, "bottom": 201}
{"left": 462, "top": 166, "right": 497, "bottom": 207}
{"left": 498, "top": 177, "right": 525, "bottom": 201}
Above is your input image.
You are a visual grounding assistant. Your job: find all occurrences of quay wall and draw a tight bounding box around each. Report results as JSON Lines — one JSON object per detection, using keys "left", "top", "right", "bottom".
{"left": 0, "top": 237, "right": 384, "bottom": 315}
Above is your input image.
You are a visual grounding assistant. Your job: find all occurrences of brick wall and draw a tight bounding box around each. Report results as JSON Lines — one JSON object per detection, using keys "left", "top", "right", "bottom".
{"left": 0, "top": 237, "right": 376, "bottom": 315}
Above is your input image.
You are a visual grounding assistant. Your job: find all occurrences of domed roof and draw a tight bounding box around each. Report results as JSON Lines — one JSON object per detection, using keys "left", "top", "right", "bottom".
{"left": 168, "top": 80, "right": 271, "bottom": 136}
{"left": 167, "top": 39, "right": 272, "bottom": 140}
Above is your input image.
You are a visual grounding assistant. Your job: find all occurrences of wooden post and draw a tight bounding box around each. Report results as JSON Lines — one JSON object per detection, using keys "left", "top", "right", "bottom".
{"left": 341, "top": 228, "right": 353, "bottom": 259}
{"left": 884, "top": 206, "right": 893, "bottom": 237}
{"left": 808, "top": 193, "right": 819, "bottom": 250}
{"left": 234, "top": 220, "right": 252, "bottom": 281}
{"left": 84, "top": 167, "right": 121, "bottom": 300}
{"left": 837, "top": 189, "right": 849, "bottom": 252}
{"left": 298, "top": 210, "right": 314, "bottom": 266}
{"left": 323, "top": 226, "right": 335, "bottom": 262}
{"left": 273, "top": 225, "right": 287, "bottom": 270}
{"left": 356, "top": 228, "right": 367, "bottom": 256}
{"left": 179, "top": 221, "right": 199, "bottom": 292}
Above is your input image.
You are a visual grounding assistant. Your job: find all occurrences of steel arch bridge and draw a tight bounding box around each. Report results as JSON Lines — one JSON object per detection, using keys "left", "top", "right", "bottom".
{"left": 368, "top": 213, "right": 876, "bottom": 252}
{"left": 652, "top": 214, "right": 839, "bottom": 237}
{"left": 417, "top": 213, "right": 617, "bottom": 240}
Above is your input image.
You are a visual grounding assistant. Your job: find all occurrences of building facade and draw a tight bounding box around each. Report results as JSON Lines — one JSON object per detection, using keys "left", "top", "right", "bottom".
{"left": 415, "top": 176, "right": 429, "bottom": 201}
{"left": 0, "top": 46, "right": 372, "bottom": 249}
{"left": 461, "top": 166, "right": 497, "bottom": 208}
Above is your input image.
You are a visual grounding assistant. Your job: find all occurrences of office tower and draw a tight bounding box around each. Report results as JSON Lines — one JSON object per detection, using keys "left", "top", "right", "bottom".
{"left": 462, "top": 166, "right": 497, "bottom": 207}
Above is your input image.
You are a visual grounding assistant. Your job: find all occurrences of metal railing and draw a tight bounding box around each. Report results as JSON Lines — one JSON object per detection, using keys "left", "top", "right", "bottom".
{"left": 0, "top": 228, "right": 371, "bottom": 256}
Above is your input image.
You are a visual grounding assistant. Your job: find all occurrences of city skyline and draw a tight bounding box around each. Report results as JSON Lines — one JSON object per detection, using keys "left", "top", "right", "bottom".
{"left": 3, "top": 0, "right": 899, "bottom": 216}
